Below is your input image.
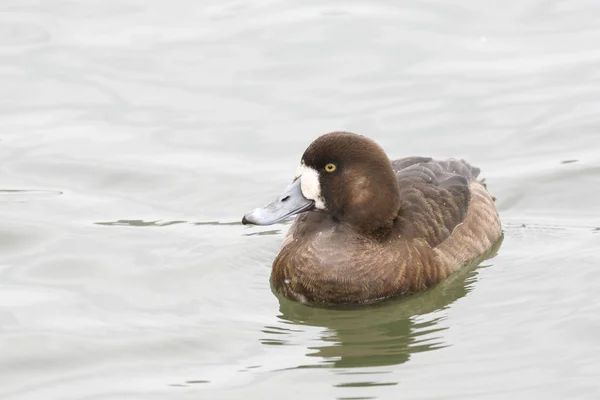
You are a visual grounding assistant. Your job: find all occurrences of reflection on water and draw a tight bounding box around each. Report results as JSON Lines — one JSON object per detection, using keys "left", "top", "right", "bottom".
{"left": 95, "top": 219, "right": 188, "bottom": 227}
{"left": 0, "top": 189, "right": 63, "bottom": 198}
{"left": 243, "top": 229, "right": 282, "bottom": 237}
{"left": 94, "top": 218, "right": 282, "bottom": 236}
{"left": 261, "top": 237, "right": 503, "bottom": 370}
{"left": 94, "top": 219, "right": 243, "bottom": 226}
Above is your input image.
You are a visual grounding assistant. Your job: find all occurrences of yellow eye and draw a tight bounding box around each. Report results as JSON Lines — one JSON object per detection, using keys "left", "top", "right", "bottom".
{"left": 324, "top": 163, "right": 337, "bottom": 173}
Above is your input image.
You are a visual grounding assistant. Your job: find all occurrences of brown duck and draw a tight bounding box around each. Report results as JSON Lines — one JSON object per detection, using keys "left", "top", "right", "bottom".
{"left": 242, "top": 132, "right": 502, "bottom": 305}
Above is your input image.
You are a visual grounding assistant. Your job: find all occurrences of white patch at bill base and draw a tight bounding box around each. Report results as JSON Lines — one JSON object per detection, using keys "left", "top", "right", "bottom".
{"left": 296, "top": 162, "right": 326, "bottom": 210}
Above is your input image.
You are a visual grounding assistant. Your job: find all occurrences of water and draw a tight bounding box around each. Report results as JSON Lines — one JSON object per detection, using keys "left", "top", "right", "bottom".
{"left": 1, "top": 0, "right": 600, "bottom": 398}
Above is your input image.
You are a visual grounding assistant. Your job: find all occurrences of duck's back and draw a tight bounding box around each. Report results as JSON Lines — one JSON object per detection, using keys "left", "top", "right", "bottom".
{"left": 391, "top": 156, "right": 502, "bottom": 271}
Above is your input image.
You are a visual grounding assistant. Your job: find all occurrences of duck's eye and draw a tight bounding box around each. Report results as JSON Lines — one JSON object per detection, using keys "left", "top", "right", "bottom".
{"left": 324, "top": 163, "right": 337, "bottom": 173}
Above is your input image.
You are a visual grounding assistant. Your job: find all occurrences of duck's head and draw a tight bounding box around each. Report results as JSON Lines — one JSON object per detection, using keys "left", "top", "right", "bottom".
{"left": 242, "top": 132, "right": 400, "bottom": 235}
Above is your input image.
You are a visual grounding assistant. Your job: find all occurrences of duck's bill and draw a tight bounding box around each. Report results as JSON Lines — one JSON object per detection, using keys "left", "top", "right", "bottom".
{"left": 242, "top": 178, "right": 315, "bottom": 226}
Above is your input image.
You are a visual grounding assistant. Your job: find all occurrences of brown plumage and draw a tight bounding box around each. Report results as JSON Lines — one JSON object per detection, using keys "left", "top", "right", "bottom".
{"left": 247, "top": 132, "right": 502, "bottom": 305}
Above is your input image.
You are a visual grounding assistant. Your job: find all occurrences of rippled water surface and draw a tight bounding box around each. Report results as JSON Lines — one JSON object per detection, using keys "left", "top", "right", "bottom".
{"left": 1, "top": 0, "right": 600, "bottom": 399}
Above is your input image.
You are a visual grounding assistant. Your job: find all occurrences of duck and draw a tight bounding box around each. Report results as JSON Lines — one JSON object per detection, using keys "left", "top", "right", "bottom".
{"left": 242, "top": 132, "right": 502, "bottom": 305}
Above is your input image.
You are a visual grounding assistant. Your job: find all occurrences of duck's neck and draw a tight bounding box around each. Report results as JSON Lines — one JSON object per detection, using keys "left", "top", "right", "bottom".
{"left": 336, "top": 165, "right": 400, "bottom": 239}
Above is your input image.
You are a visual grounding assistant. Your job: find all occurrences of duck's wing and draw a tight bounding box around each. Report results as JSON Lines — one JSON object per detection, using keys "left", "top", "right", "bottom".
{"left": 391, "top": 157, "right": 482, "bottom": 247}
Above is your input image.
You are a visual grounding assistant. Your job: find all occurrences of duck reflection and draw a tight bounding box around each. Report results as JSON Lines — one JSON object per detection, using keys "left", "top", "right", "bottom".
{"left": 261, "top": 236, "right": 502, "bottom": 369}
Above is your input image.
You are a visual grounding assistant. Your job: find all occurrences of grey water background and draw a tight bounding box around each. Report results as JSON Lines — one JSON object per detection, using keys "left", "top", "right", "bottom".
{"left": 1, "top": 0, "right": 600, "bottom": 399}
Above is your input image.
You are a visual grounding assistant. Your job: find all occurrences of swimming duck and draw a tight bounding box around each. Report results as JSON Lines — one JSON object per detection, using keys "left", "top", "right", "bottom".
{"left": 242, "top": 132, "right": 502, "bottom": 305}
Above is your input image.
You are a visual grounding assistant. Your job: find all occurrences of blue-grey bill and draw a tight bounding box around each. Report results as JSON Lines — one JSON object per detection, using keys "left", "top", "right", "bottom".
{"left": 242, "top": 178, "right": 315, "bottom": 226}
